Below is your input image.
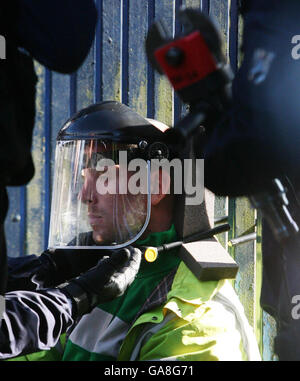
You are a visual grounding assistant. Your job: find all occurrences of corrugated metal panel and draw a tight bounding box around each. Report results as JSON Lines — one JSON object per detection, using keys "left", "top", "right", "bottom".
{"left": 4, "top": 0, "right": 276, "bottom": 360}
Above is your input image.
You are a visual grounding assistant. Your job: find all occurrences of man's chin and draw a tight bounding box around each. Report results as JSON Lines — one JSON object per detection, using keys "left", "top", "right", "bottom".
{"left": 92, "top": 231, "right": 112, "bottom": 246}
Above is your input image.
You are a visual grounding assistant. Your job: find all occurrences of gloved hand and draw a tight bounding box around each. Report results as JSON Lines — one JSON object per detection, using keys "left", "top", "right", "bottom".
{"left": 58, "top": 246, "right": 142, "bottom": 317}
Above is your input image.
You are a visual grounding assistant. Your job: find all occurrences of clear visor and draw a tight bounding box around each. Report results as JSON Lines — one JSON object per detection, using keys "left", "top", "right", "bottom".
{"left": 48, "top": 139, "right": 151, "bottom": 250}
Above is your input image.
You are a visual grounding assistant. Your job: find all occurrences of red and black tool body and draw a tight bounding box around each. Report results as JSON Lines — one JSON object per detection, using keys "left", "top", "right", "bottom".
{"left": 146, "top": 9, "right": 232, "bottom": 103}
{"left": 146, "top": 8, "right": 233, "bottom": 145}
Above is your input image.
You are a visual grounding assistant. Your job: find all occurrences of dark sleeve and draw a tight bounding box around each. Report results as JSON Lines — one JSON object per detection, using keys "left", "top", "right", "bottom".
{"left": 7, "top": 255, "right": 55, "bottom": 292}
{"left": 17, "top": 0, "right": 98, "bottom": 73}
{"left": 202, "top": 0, "right": 300, "bottom": 196}
{"left": 0, "top": 288, "right": 75, "bottom": 359}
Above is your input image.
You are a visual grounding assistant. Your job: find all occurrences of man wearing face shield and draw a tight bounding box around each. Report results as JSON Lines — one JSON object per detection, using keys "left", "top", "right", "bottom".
{"left": 0, "top": 102, "right": 151, "bottom": 360}
{"left": 47, "top": 101, "right": 178, "bottom": 256}
{"left": 0, "top": 101, "right": 167, "bottom": 360}
{"left": 5, "top": 100, "right": 260, "bottom": 362}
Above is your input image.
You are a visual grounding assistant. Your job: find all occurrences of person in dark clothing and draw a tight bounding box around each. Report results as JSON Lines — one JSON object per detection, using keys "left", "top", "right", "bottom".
{"left": 0, "top": 246, "right": 142, "bottom": 360}
{"left": 17, "top": 0, "right": 98, "bottom": 74}
{"left": 0, "top": 0, "right": 97, "bottom": 302}
{"left": 193, "top": 0, "right": 300, "bottom": 360}
{"left": 204, "top": 0, "right": 300, "bottom": 196}
{"left": 0, "top": 0, "right": 107, "bottom": 359}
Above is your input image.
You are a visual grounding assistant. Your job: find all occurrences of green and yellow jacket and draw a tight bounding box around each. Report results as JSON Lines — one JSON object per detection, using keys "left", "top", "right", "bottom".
{"left": 10, "top": 225, "right": 261, "bottom": 361}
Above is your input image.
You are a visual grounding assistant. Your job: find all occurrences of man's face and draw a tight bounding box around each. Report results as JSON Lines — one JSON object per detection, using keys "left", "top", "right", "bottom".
{"left": 79, "top": 161, "right": 147, "bottom": 245}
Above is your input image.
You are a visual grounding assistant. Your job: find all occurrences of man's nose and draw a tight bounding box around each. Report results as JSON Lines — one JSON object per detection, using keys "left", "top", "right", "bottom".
{"left": 79, "top": 178, "right": 97, "bottom": 204}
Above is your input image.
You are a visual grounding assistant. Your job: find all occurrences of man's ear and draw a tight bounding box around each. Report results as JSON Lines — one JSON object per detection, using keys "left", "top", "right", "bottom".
{"left": 150, "top": 168, "right": 171, "bottom": 206}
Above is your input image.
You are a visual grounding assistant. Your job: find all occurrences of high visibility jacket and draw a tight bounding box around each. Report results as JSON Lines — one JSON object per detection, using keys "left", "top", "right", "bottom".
{"left": 63, "top": 226, "right": 261, "bottom": 361}
{"left": 62, "top": 264, "right": 261, "bottom": 361}
{"left": 8, "top": 225, "right": 261, "bottom": 361}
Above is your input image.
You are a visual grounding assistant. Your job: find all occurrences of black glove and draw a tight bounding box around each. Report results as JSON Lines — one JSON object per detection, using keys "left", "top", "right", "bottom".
{"left": 58, "top": 246, "right": 142, "bottom": 317}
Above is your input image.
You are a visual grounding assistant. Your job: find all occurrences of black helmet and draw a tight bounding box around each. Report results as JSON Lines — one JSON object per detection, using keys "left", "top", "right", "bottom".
{"left": 58, "top": 101, "right": 172, "bottom": 160}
